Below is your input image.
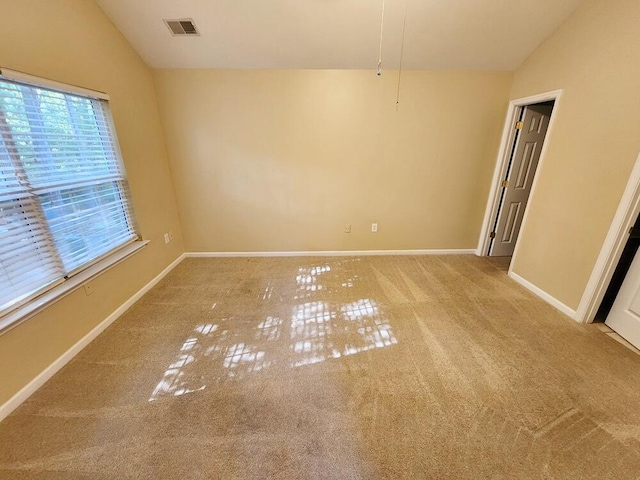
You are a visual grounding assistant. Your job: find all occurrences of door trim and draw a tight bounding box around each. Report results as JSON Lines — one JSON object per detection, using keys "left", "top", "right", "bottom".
{"left": 476, "top": 90, "right": 563, "bottom": 259}
{"left": 576, "top": 152, "right": 640, "bottom": 323}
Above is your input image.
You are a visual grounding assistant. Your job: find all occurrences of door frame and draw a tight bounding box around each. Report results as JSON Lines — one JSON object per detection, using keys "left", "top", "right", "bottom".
{"left": 476, "top": 90, "right": 563, "bottom": 261}
{"left": 575, "top": 152, "right": 640, "bottom": 323}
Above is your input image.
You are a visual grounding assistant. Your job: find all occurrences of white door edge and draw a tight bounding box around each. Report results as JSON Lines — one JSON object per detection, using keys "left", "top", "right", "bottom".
{"left": 604, "top": 247, "right": 640, "bottom": 349}
{"left": 576, "top": 151, "right": 640, "bottom": 324}
{"left": 477, "top": 90, "right": 563, "bottom": 258}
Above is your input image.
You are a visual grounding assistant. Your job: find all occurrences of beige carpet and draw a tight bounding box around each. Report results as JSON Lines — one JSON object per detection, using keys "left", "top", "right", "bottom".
{"left": 1, "top": 255, "right": 640, "bottom": 479}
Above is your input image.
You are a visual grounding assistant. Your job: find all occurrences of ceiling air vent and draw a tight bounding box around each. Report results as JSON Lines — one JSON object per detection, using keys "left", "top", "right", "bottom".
{"left": 164, "top": 19, "right": 200, "bottom": 36}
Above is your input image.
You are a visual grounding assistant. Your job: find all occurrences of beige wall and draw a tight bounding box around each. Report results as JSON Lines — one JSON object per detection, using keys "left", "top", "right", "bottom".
{"left": 509, "top": 0, "right": 640, "bottom": 310}
{"left": 0, "top": 0, "right": 184, "bottom": 404}
{"left": 153, "top": 69, "right": 512, "bottom": 252}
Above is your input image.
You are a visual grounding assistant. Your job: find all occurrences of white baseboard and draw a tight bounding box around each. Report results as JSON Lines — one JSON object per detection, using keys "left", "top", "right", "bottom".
{"left": 509, "top": 271, "right": 577, "bottom": 320}
{"left": 186, "top": 249, "right": 476, "bottom": 258}
{"left": 0, "top": 253, "right": 186, "bottom": 423}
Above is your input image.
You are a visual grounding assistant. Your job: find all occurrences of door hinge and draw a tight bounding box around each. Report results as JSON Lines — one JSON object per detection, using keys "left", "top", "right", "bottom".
{"left": 490, "top": 232, "right": 496, "bottom": 239}
{"left": 515, "top": 121, "right": 523, "bottom": 130}
{"left": 501, "top": 180, "right": 509, "bottom": 188}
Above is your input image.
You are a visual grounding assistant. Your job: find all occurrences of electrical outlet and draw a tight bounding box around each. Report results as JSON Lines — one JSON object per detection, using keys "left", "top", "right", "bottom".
{"left": 168, "top": 231, "right": 174, "bottom": 241}
{"left": 164, "top": 233, "right": 170, "bottom": 244}
{"left": 84, "top": 282, "right": 94, "bottom": 296}
{"left": 345, "top": 224, "right": 351, "bottom": 233}
{"left": 371, "top": 223, "right": 378, "bottom": 233}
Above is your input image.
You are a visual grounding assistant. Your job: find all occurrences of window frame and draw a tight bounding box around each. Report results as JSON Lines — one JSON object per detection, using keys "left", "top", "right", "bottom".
{"left": 0, "top": 68, "right": 146, "bottom": 334}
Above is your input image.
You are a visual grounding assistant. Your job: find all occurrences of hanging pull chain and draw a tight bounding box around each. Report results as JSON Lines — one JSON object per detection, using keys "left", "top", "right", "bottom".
{"left": 377, "top": 0, "right": 385, "bottom": 76}
{"left": 396, "top": 0, "right": 408, "bottom": 110}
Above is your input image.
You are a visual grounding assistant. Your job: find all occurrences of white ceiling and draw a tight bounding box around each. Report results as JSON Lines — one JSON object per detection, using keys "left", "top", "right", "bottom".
{"left": 94, "top": 0, "right": 584, "bottom": 70}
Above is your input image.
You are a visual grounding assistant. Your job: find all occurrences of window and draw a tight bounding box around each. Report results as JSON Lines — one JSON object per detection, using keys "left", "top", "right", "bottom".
{"left": 0, "top": 69, "right": 138, "bottom": 318}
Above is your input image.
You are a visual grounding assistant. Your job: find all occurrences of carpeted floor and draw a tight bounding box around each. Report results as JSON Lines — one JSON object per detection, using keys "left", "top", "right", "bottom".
{"left": 1, "top": 255, "right": 640, "bottom": 479}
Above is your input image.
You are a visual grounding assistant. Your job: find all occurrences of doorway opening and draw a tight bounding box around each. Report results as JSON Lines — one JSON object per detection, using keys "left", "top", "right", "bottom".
{"left": 477, "top": 90, "right": 562, "bottom": 266}
{"left": 488, "top": 101, "right": 555, "bottom": 257}
{"left": 599, "top": 208, "right": 640, "bottom": 349}
{"left": 594, "top": 212, "right": 640, "bottom": 322}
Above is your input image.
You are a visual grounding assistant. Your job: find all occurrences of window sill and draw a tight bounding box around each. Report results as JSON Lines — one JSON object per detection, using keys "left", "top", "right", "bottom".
{"left": 0, "top": 240, "right": 149, "bottom": 335}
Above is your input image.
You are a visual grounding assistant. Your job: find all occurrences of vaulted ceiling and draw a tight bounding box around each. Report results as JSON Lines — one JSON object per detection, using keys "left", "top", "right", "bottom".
{"left": 94, "top": 0, "right": 584, "bottom": 70}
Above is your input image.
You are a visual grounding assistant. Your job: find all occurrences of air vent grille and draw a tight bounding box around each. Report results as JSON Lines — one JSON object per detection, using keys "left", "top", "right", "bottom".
{"left": 164, "top": 19, "right": 199, "bottom": 36}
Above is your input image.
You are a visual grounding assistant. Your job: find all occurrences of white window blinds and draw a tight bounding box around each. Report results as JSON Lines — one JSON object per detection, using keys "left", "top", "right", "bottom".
{"left": 0, "top": 72, "right": 137, "bottom": 316}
